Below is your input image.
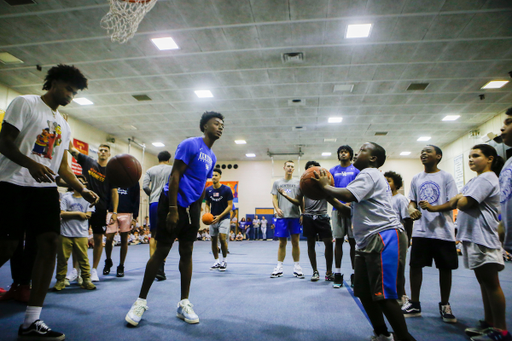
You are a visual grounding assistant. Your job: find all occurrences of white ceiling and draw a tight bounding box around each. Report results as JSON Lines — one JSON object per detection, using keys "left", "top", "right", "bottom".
{"left": 1, "top": 0, "right": 511, "bottom": 160}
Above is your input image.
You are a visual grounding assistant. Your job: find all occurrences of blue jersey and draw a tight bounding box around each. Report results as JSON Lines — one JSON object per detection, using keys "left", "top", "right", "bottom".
{"left": 164, "top": 137, "right": 216, "bottom": 207}
{"left": 329, "top": 164, "right": 360, "bottom": 206}
{"left": 205, "top": 184, "right": 233, "bottom": 221}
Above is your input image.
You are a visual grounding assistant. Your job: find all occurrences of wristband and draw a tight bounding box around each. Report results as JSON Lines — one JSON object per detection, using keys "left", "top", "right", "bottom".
{"left": 113, "top": 212, "right": 117, "bottom": 214}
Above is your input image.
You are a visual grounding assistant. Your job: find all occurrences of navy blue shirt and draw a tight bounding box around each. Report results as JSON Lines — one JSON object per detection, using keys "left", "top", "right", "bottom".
{"left": 205, "top": 184, "right": 233, "bottom": 221}
{"left": 109, "top": 182, "right": 140, "bottom": 219}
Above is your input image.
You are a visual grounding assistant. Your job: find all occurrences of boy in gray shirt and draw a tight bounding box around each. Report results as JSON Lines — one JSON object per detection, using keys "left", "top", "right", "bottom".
{"left": 270, "top": 160, "right": 303, "bottom": 278}
{"left": 404, "top": 145, "right": 458, "bottom": 324}
{"left": 315, "top": 142, "right": 415, "bottom": 341}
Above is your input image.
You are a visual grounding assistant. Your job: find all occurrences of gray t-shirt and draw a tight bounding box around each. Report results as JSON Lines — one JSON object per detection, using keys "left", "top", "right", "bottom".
{"left": 143, "top": 164, "right": 173, "bottom": 203}
{"left": 391, "top": 193, "right": 410, "bottom": 226}
{"left": 409, "top": 170, "right": 458, "bottom": 242}
{"left": 500, "top": 157, "right": 512, "bottom": 252}
{"left": 60, "top": 192, "right": 95, "bottom": 238}
{"left": 261, "top": 218, "right": 268, "bottom": 228}
{"left": 346, "top": 168, "right": 403, "bottom": 249}
{"left": 457, "top": 172, "right": 500, "bottom": 249}
{"left": 271, "top": 178, "right": 301, "bottom": 218}
{"left": 304, "top": 197, "right": 328, "bottom": 216}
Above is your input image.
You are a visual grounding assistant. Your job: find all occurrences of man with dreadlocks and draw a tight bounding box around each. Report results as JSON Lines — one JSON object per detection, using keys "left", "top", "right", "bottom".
{"left": 0, "top": 64, "right": 99, "bottom": 340}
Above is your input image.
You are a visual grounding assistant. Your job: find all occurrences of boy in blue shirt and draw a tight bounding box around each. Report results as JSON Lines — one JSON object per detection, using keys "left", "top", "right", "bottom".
{"left": 315, "top": 142, "right": 415, "bottom": 341}
{"left": 126, "top": 111, "right": 223, "bottom": 326}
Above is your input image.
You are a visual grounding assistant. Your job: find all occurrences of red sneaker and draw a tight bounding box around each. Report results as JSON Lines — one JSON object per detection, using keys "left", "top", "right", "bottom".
{"left": 0, "top": 283, "right": 19, "bottom": 301}
{"left": 0, "top": 287, "right": 6, "bottom": 295}
{"left": 15, "top": 284, "right": 30, "bottom": 303}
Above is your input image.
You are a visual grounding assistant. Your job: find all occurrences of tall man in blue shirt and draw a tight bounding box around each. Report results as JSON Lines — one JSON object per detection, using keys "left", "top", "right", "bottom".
{"left": 126, "top": 111, "right": 223, "bottom": 326}
{"left": 329, "top": 145, "right": 360, "bottom": 288}
{"left": 205, "top": 169, "right": 233, "bottom": 271}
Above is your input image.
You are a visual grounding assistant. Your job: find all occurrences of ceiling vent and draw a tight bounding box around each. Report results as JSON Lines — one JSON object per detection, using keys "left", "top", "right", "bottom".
{"left": 374, "top": 132, "right": 388, "bottom": 136}
{"left": 407, "top": 83, "right": 429, "bottom": 91}
{"left": 132, "top": 94, "right": 152, "bottom": 101}
{"left": 282, "top": 52, "right": 304, "bottom": 64}
{"left": 333, "top": 84, "right": 354, "bottom": 93}
{"left": 292, "top": 126, "right": 307, "bottom": 131}
{"left": 288, "top": 99, "right": 305, "bottom": 107}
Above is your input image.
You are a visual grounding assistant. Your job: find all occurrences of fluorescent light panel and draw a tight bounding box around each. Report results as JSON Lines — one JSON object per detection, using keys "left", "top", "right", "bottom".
{"left": 195, "top": 90, "right": 213, "bottom": 98}
{"left": 246, "top": 153, "right": 256, "bottom": 157}
{"left": 400, "top": 152, "right": 411, "bottom": 156}
{"left": 417, "top": 136, "right": 431, "bottom": 141}
{"left": 481, "top": 80, "right": 509, "bottom": 89}
{"left": 151, "top": 37, "right": 179, "bottom": 50}
{"left": 152, "top": 142, "right": 165, "bottom": 147}
{"left": 328, "top": 117, "right": 343, "bottom": 123}
{"left": 73, "top": 98, "right": 93, "bottom": 105}
{"left": 234, "top": 140, "right": 246, "bottom": 145}
{"left": 442, "top": 115, "right": 460, "bottom": 121}
{"left": 0, "top": 52, "right": 24, "bottom": 64}
{"left": 346, "top": 24, "right": 372, "bottom": 38}
{"left": 322, "top": 152, "right": 332, "bottom": 156}
{"left": 324, "top": 138, "right": 337, "bottom": 142}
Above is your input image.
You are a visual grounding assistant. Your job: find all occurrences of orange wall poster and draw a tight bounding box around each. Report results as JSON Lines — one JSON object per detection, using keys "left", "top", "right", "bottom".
{"left": 71, "top": 138, "right": 88, "bottom": 175}
{"left": 204, "top": 181, "right": 238, "bottom": 203}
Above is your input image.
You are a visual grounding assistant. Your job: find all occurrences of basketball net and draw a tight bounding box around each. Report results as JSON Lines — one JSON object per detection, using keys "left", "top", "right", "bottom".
{"left": 101, "top": 0, "right": 158, "bottom": 44}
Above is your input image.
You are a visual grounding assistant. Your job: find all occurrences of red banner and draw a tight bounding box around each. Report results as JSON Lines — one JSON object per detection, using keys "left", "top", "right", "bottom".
{"left": 71, "top": 138, "right": 88, "bottom": 175}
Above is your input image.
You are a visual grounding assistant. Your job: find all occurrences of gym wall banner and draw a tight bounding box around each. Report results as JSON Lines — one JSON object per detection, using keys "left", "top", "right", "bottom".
{"left": 204, "top": 181, "right": 239, "bottom": 203}
{"left": 71, "top": 138, "right": 88, "bottom": 175}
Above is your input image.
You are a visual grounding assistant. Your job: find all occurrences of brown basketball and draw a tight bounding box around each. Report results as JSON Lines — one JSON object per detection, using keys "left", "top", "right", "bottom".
{"left": 106, "top": 154, "right": 142, "bottom": 188}
{"left": 299, "top": 166, "right": 334, "bottom": 200}
{"left": 202, "top": 212, "right": 214, "bottom": 225}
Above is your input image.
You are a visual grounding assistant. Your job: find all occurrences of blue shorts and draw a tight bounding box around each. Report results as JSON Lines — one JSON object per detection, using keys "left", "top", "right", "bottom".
{"left": 274, "top": 218, "right": 302, "bottom": 238}
{"left": 149, "top": 202, "right": 159, "bottom": 232}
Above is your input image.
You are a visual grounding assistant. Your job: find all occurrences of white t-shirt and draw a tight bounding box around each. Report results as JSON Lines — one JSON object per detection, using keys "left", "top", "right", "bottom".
{"left": 0, "top": 95, "right": 71, "bottom": 188}
{"left": 500, "top": 157, "right": 512, "bottom": 252}
{"left": 409, "top": 170, "right": 458, "bottom": 242}
{"left": 391, "top": 193, "right": 410, "bottom": 226}
{"left": 60, "top": 192, "right": 95, "bottom": 238}
{"left": 457, "top": 172, "right": 501, "bottom": 249}
{"left": 261, "top": 219, "right": 268, "bottom": 228}
{"left": 346, "top": 168, "right": 403, "bottom": 249}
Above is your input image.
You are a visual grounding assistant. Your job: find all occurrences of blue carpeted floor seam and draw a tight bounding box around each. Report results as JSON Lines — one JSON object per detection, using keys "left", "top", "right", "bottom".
{"left": 343, "top": 280, "right": 372, "bottom": 325}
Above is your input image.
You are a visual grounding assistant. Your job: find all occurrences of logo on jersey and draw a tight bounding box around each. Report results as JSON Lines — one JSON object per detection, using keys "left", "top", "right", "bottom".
{"left": 32, "top": 120, "right": 62, "bottom": 159}
{"left": 419, "top": 181, "right": 440, "bottom": 204}
{"left": 198, "top": 151, "right": 213, "bottom": 172}
{"left": 500, "top": 167, "right": 512, "bottom": 204}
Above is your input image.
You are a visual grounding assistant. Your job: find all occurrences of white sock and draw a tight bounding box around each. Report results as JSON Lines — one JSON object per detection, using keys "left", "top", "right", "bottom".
{"left": 294, "top": 262, "right": 300, "bottom": 267}
{"left": 219, "top": 254, "right": 224, "bottom": 261}
{"left": 214, "top": 258, "right": 219, "bottom": 263}
{"left": 222, "top": 256, "right": 227, "bottom": 262}
{"left": 23, "top": 306, "right": 42, "bottom": 328}
{"left": 277, "top": 261, "right": 283, "bottom": 268}
{"left": 335, "top": 268, "right": 341, "bottom": 274}
{"left": 136, "top": 298, "right": 147, "bottom": 304}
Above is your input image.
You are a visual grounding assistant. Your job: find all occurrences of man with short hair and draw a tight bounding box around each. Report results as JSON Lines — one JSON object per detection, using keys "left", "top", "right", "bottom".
{"left": 205, "top": 169, "right": 233, "bottom": 271}
{"left": 143, "top": 150, "right": 173, "bottom": 280}
{"left": 0, "top": 64, "right": 99, "bottom": 340}
{"left": 68, "top": 143, "right": 119, "bottom": 282}
{"left": 270, "top": 160, "right": 304, "bottom": 278}
{"left": 126, "top": 111, "right": 223, "bottom": 326}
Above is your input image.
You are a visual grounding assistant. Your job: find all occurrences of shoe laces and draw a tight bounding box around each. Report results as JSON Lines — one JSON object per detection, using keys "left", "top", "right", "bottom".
{"left": 133, "top": 302, "right": 148, "bottom": 316}
{"left": 442, "top": 304, "right": 453, "bottom": 315}
{"left": 403, "top": 301, "right": 413, "bottom": 310}
{"left": 33, "top": 320, "right": 51, "bottom": 332}
{"left": 180, "top": 301, "right": 195, "bottom": 314}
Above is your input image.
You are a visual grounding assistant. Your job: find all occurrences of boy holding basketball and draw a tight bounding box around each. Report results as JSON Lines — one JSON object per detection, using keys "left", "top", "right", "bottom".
{"left": 126, "top": 111, "right": 223, "bottom": 326}
{"left": 0, "top": 64, "right": 99, "bottom": 340}
{"left": 315, "top": 142, "right": 415, "bottom": 341}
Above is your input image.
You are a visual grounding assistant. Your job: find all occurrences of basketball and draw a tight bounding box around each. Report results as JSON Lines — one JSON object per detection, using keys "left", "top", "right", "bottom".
{"left": 299, "top": 166, "right": 334, "bottom": 200}
{"left": 202, "top": 212, "right": 214, "bottom": 225}
{"left": 106, "top": 154, "right": 142, "bottom": 188}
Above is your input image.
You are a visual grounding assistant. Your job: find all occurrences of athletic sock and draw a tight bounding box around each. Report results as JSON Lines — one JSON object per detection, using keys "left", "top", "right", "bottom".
{"left": 214, "top": 258, "right": 219, "bottom": 263}
{"left": 23, "top": 306, "right": 42, "bottom": 328}
{"left": 136, "top": 298, "right": 147, "bottom": 304}
{"left": 277, "top": 261, "right": 283, "bottom": 268}
{"left": 335, "top": 268, "right": 341, "bottom": 274}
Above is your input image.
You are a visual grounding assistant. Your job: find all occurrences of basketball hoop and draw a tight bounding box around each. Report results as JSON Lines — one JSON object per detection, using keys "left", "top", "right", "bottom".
{"left": 101, "top": 0, "right": 158, "bottom": 44}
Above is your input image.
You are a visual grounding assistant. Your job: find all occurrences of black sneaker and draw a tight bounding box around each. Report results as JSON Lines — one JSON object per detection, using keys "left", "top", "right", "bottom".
{"left": 402, "top": 301, "right": 422, "bottom": 317}
{"left": 465, "top": 320, "right": 493, "bottom": 337}
{"left": 116, "top": 265, "right": 124, "bottom": 277}
{"left": 219, "top": 261, "right": 227, "bottom": 272}
{"left": 18, "top": 320, "right": 65, "bottom": 340}
{"left": 155, "top": 262, "right": 166, "bottom": 281}
{"left": 103, "top": 258, "right": 113, "bottom": 275}
{"left": 439, "top": 302, "right": 457, "bottom": 323}
{"left": 311, "top": 270, "right": 320, "bottom": 282}
{"left": 333, "top": 273, "right": 343, "bottom": 288}
{"left": 350, "top": 273, "right": 355, "bottom": 288}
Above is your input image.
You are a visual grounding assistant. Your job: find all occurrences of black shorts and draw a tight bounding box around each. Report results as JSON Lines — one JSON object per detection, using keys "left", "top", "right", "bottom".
{"left": 409, "top": 237, "right": 458, "bottom": 270}
{"left": 90, "top": 208, "right": 107, "bottom": 235}
{"left": 0, "top": 182, "right": 60, "bottom": 240}
{"left": 302, "top": 215, "right": 332, "bottom": 239}
{"left": 155, "top": 192, "right": 201, "bottom": 244}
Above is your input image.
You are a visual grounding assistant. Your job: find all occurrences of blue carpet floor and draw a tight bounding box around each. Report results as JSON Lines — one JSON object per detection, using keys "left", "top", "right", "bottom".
{"left": 1, "top": 240, "right": 511, "bottom": 341}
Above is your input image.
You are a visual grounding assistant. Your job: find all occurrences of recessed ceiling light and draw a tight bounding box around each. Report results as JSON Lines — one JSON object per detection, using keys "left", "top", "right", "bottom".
{"left": 73, "top": 98, "right": 93, "bottom": 105}
{"left": 152, "top": 142, "right": 165, "bottom": 147}
{"left": 235, "top": 140, "right": 246, "bottom": 145}
{"left": 400, "top": 151, "right": 411, "bottom": 156}
{"left": 0, "top": 52, "right": 24, "bottom": 64}
{"left": 328, "top": 117, "right": 343, "bottom": 123}
{"left": 333, "top": 84, "right": 354, "bottom": 93}
{"left": 322, "top": 152, "right": 332, "bottom": 156}
{"left": 195, "top": 90, "right": 213, "bottom": 98}
{"left": 481, "top": 80, "right": 509, "bottom": 89}
{"left": 246, "top": 153, "right": 256, "bottom": 158}
{"left": 442, "top": 115, "right": 460, "bottom": 121}
{"left": 417, "top": 136, "right": 431, "bottom": 141}
{"left": 324, "top": 138, "right": 337, "bottom": 142}
{"left": 151, "top": 37, "right": 179, "bottom": 50}
{"left": 346, "top": 24, "right": 372, "bottom": 38}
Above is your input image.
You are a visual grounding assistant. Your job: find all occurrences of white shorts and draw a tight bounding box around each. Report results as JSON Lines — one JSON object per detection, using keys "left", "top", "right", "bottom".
{"left": 331, "top": 210, "right": 353, "bottom": 239}
{"left": 210, "top": 219, "right": 230, "bottom": 237}
{"left": 462, "top": 241, "right": 505, "bottom": 271}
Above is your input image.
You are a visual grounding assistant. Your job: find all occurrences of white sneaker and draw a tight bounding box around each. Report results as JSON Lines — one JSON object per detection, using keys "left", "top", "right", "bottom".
{"left": 293, "top": 264, "right": 304, "bottom": 279}
{"left": 176, "top": 299, "right": 199, "bottom": 324}
{"left": 91, "top": 268, "right": 100, "bottom": 282}
{"left": 371, "top": 332, "right": 394, "bottom": 341}
{"left": 125, "top": 299, "right": 148, "bottom": 326}
{"left": 66, "top": 268, "right": 78, "bottom": 282}
{"left": 270, "top": 266, "right": 283, "bottom": 278}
